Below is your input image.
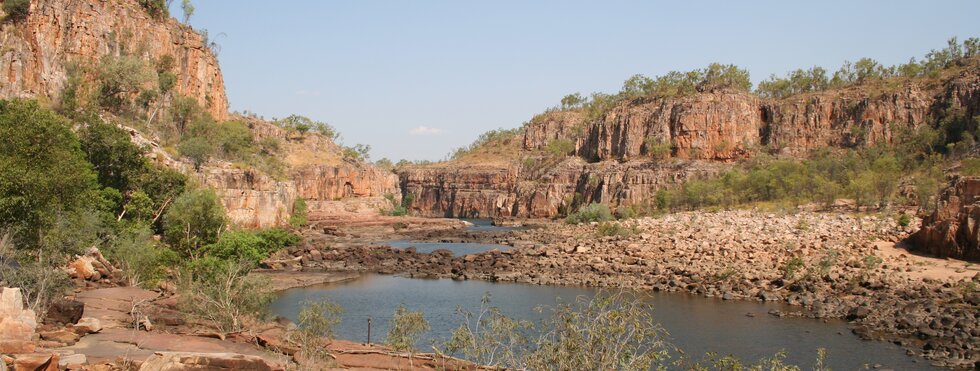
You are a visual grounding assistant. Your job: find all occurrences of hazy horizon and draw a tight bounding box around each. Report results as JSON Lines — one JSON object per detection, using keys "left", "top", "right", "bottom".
{"left": 180, "top": 0, "right": 980, "bottom": 162}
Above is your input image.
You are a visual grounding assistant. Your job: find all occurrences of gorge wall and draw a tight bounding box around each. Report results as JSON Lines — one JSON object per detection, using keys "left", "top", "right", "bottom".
{"left": 0, "top": 0, "right": 227, "bottom": 120}
{"left": 0, "top": 0, "right": 401, "bottom": 228}
{"left": 401, "top": 67, "right": 980, "bottom": 218}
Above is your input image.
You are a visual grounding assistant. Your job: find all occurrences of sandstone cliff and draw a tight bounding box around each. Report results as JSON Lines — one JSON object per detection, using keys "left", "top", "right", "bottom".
{"left": 911, "top": 176, "right": 980, "bottom": 261}
{"left": 0, "top": 0, "right": 227, "bottom": 120}
{"left": 402, "top": 66, "right": 980, "bottom": 218}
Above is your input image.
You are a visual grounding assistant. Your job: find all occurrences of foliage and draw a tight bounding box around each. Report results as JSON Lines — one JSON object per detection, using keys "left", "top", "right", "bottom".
{"left": 291, "top": 299, "right": 344, "bottom": 365}
{"left": 342, "top": 144, "right": 371, "bottom": 162}
{"left": 962, "top": 158, "right": 980, "bottom": 176}
{"left": 274, "top": 114, "right": 339, "bottom": 140}
{"left": 560, "top": 93, "right": 587, "bottom": 109}
{"left": 290, "top": 198, "right": 308, "bottom": 227}
{"left": 202, "top": 228, "right": 299, "bottom": 265}
{"left": 385, "top": 305, "right": 430, "bottom": 352}
{"left": 781, "top": 257, "right": 805, "bottom": 280}
{"left": 441, "top": 294, "right": 532, "bottom": 368}
{"left": 596, "top": 222, "right": 636, "bottom": 237}
{"left": 96, "top": 55, "right": 155, "bottom": 112}
{"left": 0, "top": 247, "right": 72, "bottom": 319}
{"left": 565, "top": 203, "right": 613, "bottom": 224}
{"left": 80, "top": 120, "right": 147, "bottom": 192}
{"left": 103, "top": 225, "right": 179, "bottom": 287}
{"left": 644, "top": 137, "right": 672, "bottom": 159}
{"left": 177, "top": 259, "right": 273, "bottom": 333}
{"left": 451, "top": 128, "right": 523, "bottom": 159}
{"left": 545, "top": 139, "right": 575, "bottom": 157}
{"left": 2, "top": 0, "right": 30, "bottom": 22}
{"left": 897, "top": 213, "right": 912, "bottom": 227}
{"left": 177, "top": 136, "right": 212, "bottom": 170}
{"left": 138, "top": 0, "right": 169, "bottom": 19}
{"left": 162, "top": 189, "right": 226, "bottom": 258}
{"left": 757, "top": 37, "right": 980, "bottom": 98}
{"left": 0, "top": 99, "right": 101, "bottom": 252}
{"left": 863, "top": 255, "right": 883, "bottom": 270}
{"left": 524, "top": 292, "right": 672, "bottom": 371}
{"left": 180, "top": 0, "right": 194, "bottom": 23}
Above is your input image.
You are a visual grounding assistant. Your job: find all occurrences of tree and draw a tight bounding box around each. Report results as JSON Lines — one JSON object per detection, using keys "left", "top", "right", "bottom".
{"left": 80, "top": 120, "right": 147, "bottom": 192}
{"left": 560, "top": 93, "right": 587, "bottom": 109}
{"left": 138, "top": 0, "right": 168, "bottom": 18}
{"left": 386, "top": 305, "right": 430, "bottom": 352}
{"left": 96, "top": 56, "right": 154, "bottom": 111}
{"left": 181, "top": 0, "right": 194, "bottom": 23}
{"left": 0, "top": 99, "right": 100, "bottom": 250}
{"left": 620, "top": 75, "right": 654, "bottom": 99}
{"left": 163, "top": 189, "right": 226, "bottom": 258}
{"left": 2, "top": 0, "right": 30, "bottom": 22}
{"left": 178, "top": 137, "right": 213, "bottom": 170}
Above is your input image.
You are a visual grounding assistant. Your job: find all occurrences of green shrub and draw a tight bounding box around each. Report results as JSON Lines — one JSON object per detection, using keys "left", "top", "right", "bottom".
{"left": 203, "top": 228, "right": 299, "bottom": 265}
{"left": 0, "top": 252, "right": 72, "bottom": 319}
{"left": 177, "top": 259, "right": 273, "bottom": 333}
{"left": 863, "top": 255, "right": 883, "bottom": 270}
{"left": 138, "top": 0, "right": 168, "bottom": 18}
{"left": 0, "top": 99, "right": 101, "bottom": 251}
{"left": 545, "top": 139, "right": 575, "bottom": 157}
{"left": 3, "top": 0, "right": 30, "bottom": 21}
{"left": 897, "top": 213, "right": 912, "bottom": 227}
{"left": 781, "top": 257, "right": 805, "bottom": 280}
{"left": 177, "top": 137, "right": 213, "bottom": 170}
{"left": 290, "top": 198, "right": 308, "bottom": 227}
{"left": 566, "top": 203, "right": 613, "bottom": 224}
{"left": 614, "top": 205, "right": 638, "bottom": 219}
{"left": 644, "top": 137, "right": 672, "bottom": 159}
{"left": 291, "top": 299, "right": 344, "bottom": 365}
{"left": 962, "top": 158, "right": 980, "bottom": 176}
{"left": 163, "top": 189, "right": 226, "bottom": 258}
{"left": 597, "top": 222, "right": 636, "bottom": 237}
{"left": 96, "top": 55, "right": 155, "bottom": 112}
{"left": 103, "top": 226, "right": 179, "bottom": 287}
{"left": 386, "top": 305, "right": 430, "bottom": 352}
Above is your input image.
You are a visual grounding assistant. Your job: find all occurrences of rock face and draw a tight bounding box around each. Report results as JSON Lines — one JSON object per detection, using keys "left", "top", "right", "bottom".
{"left": 402, "top": 67, "right": 980, "bottom": 218}
{"left": 0, "top": 0, "right": 228, "bottom": 120}
{"left": 0, "top": 287, "right": 38, "bottom": 354}
{"left": 912, "top": 176, "right": 980, "bottom": 261}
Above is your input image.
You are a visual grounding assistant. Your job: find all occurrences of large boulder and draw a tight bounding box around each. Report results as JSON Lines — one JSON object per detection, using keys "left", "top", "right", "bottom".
{"left": 0, "top": 287, "right": 37, "bottom": 354}
{"left": 11, "top": 353, "right": 58, "bottom": 371}
{"left": 44, "top": 299, "right": 84, "bottom": 325}
{"left": 911, "top": 176, "right": 980, "bottom": 261}
{"left": 65, "top": 247, "right": 118, "bottom": 281}
{"left": 138, "top": 352, "right": 283, "bottom": 371}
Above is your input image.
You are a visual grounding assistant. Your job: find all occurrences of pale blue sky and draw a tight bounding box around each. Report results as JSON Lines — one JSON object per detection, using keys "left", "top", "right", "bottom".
{"left": 181, "top": 1, "right": 980, "bottom": 162}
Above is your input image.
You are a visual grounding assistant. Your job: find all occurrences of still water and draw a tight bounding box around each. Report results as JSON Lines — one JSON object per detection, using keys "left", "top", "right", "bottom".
{"left": 269, "top": 274, "right": 935, "bottom": 370}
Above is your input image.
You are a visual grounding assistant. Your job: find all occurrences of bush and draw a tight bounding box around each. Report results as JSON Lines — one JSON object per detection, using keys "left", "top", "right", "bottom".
{"left": 897, "top": 213, "right": 912, "bottom": 227}
{"left": 781, "top": 257, "right": 805, "bottom": 280}
{"left": 203, "top": 228, "right": 298, "bottom": 265}
{"left": 644, "top": 137, "right": 672, "bottom": 159}
{"left": 163, "top": 189, "right": 226, "bottom": 258}
{"left": 290, "top": 198, "right": 308, "bottom": 227}
{"left": 291, "top": 299, "right": 344, "bottom": 365}
{"left": 96, "top": 56, "right": 155, "bottom": 112}
{"left": 177, "top": 136, "right": 213, "bottom": 170}
{"left": 0, "top": 99, "right": 100, "bottom": 251}
{"left": 80, "top": 120, "right": 147, "bottom": 192}
{"left": 386, "top": 305, "right": 430, "bottom": 353}
{"left": 103, "top": 226, "right": 179, "bottom": 287}
{"left": 962, "top": 158, "right": 980, "bottom": 176}
{"left": 177, "top": 259, "right": 273, "bottom": 333}
{"left": 545, "top": 139, "right": 575, "bottom": 157}
{"left": 565, "top": 203, "right": 613, "bottom": 224}
{"left": 0, "top": 250, "right": 72, "bottom": 319}
{"left": 596, "top": 222, "right": 636, "bottom": 237}
{"left": 138, "top": 0, "right": 168, "bottom": 18}
{"left": 274, "top": 115, "right": 339, "bottom": 140}
{"left": 3, "top": 0, "right": 30, "bottom": 21}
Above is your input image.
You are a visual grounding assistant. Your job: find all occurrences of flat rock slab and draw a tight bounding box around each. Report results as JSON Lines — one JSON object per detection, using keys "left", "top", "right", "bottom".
{"left": 75, "top": 287, "right": 159, "bottom": 329}
{"left": 57, "top": 328, "right": 281, "bottom": 365}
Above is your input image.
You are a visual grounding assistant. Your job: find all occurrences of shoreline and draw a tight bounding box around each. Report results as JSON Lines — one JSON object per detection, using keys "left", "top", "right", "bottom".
{"left": 269, "top": 210, "right": 980, "bottom": 369}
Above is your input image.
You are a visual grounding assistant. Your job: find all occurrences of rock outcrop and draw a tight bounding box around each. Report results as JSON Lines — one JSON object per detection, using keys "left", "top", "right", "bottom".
{"left": 402, "top": 66, "right": 980, "bottom": 218}
{"left": 912, "top": 176, "right": 980, "bottom": 261}
{"left": 138, "top": 352, "right": 283, "bottom": 371}
{"left": 0, "top": 0, "right": 228, "bottom": 120}
{"left": 0, "top": 287, "right": 38, "bottom": 354}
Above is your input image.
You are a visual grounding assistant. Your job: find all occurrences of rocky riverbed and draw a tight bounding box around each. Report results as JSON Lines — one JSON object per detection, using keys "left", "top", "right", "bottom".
{"left": 269, "top": 210, "right": 980, "bottom": 369}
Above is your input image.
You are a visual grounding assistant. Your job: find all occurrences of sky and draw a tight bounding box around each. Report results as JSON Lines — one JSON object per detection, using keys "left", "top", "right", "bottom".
{"left": 179, "top": 1, "right": 980, "bottom": 162}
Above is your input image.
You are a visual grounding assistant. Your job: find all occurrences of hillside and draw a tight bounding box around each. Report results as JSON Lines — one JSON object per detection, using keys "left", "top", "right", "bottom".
{"left": 0, "top": 0, "right": 400, "bottom": 227}
{"left": 399, "top": 56, "right": 980, "bottom": 219}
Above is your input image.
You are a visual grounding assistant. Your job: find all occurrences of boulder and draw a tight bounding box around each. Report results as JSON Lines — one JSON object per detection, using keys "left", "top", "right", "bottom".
{"left": 44, "top": 299, "right": 84, "bottom": 325}
{"left": 72, "top": 317, "right": 102, "bottom": 335}
{"left": 138, "top": 352, "right": 283, "bottom": 371}
{"left": 0, "top": 288, "right": 37, "bottom": 354}
{"left": 911, "top": 176, "right": 980, "bottom": 261}
{"left": 12, "top": 353, "right": 58, "bottom": 371}
{"left": 38, "top": 329, "right": 80, "bottom": 346}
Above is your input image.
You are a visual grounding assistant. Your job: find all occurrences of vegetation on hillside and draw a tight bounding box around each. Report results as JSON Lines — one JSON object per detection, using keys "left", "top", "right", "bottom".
{"left": 2, "top": 0, "right": 30, "bottom": 22}
{"left": 0, "top": 98, "right": 299, "bottom": 330}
